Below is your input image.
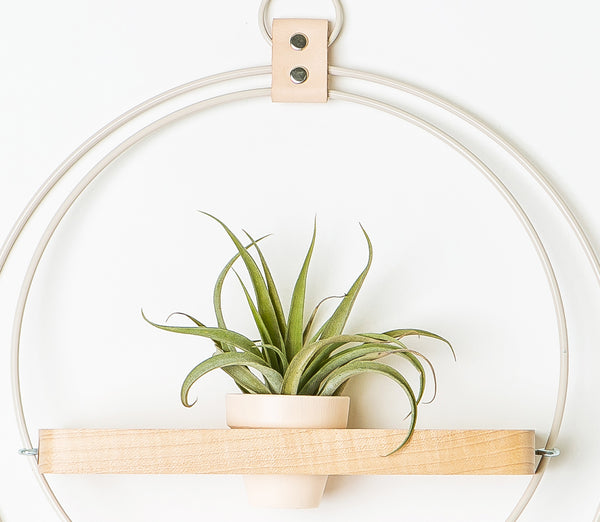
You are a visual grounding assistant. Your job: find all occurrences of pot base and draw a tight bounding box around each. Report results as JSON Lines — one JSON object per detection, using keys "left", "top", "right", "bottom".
{"left": 244, "top": 475, "right": 328, "bottom": 509}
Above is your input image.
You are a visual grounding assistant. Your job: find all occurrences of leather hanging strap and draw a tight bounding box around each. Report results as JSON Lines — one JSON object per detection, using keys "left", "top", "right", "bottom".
{"left": 271, "top": 19, "right": 329, "bottom": 103}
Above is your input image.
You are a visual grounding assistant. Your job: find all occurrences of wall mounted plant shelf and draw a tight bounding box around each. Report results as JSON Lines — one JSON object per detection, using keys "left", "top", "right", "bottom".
{"left": 38, "top": 429, "right": 535, "bottom": 476}
{"left": 4, "top": 0, "right": 599, "bottom": 520}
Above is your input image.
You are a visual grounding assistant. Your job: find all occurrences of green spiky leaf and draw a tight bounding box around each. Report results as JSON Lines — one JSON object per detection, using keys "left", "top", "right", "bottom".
{"left": 142, "top": 310, "right": 263, "bottom": 358}
{"left": 317, "top": 360, "right": 417, "bottom": 455}
{"left": 285, "top": 220, "right": 317, "bottom": 360}
{"left": 281, "top": 334, "right": 381, "bottom": 394}
{"left": 300, "top": 342, "right": 426, "bottom": 401}
{"left": 202, "top": 212, "right": 284, "bottom": 349}
{"left": 312, "top": 225, "right": 373, "bottom": 341}
{"left": 181, "top": 352, "right": 283, "bottom": 406}
{"left": 244, "top": 230, "right": 287, "bottom": 338}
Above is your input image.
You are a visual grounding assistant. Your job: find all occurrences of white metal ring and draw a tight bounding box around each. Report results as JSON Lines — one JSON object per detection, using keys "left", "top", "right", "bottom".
{"left": 5, "top": 65, "right": 595, "bottom": 520}
{"left": 258, "top": 0, "right": 344, "bottom": 46}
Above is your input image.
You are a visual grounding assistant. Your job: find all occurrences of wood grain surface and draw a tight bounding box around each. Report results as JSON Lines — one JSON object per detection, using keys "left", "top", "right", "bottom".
{"left": 38, "top": 429, "right": 535, "bottom": 475}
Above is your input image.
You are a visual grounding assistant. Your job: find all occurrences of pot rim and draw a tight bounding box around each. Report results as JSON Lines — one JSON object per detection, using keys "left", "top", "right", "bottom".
{"left": 226, "top": 393, "right": 350, "bottom": 429}
{"left": 226, "top": 393, "right": 350, "bottom": 400}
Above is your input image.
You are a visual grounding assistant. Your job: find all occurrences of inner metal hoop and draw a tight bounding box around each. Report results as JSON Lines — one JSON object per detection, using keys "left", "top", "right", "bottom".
{"left": 8, "top": 70, "right": 571, "bottom": 522}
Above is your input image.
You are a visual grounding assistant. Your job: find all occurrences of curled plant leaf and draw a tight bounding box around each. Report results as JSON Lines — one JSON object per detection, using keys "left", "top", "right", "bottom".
{"left": 181, "top": 352, "right": 283, "bottom": 406}
{"left": 317, "top": 360, "right": 417, "bottom": 455}
{"left": 142, "top": 310, "right": 263, "bottom": 358}
{"left": 166, "top": 312, "right": 208, "bottom": 327}
{"left": 385, "top": 329, "right": 456, "bottom": 362}
{"left": 281, "top": 334, "right": 382, "bottom": 395}
{"left": 143, "top": 310, "right": 270, "bottom": 394}
{"left": 299, "top": 342, "right": 425, "bottom": 400}
{"left": 213, "top": 235, "right": 269, "bottom": 332}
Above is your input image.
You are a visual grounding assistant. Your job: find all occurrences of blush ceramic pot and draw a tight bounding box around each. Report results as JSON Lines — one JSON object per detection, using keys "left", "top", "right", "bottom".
{"left": 226, "top": 394, "right": 350, "bottom": 508}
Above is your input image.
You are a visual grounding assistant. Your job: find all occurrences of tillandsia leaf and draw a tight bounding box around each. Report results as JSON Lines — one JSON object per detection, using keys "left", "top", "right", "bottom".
{"left": 353, "top": 332, "right": 438, "bottom": 404}
{"left": 232, "top": 270, "right": 282, "bottom": 373}
{"left": 166, "top": 312, "right": 209, "bottom": 327}
{"left": 232, "top": 271, "right": 273, "bottom": 347}
{"left": 202, "top": 212, "right": 284, "bottom": 350}
{"left": 317, "top": 360, "right": 417, "bottom": 455}
{"left": 314, "top": 344, "right": 426, "bottom": 404}
{"left": 385, "top": 329, "right": 456, "bottom": 361}
{"left": 375, "top": 330, "right": 449, "bottom": 403}
{"left": 220, "top": 364, "right": 272, "bottom": 395}
{"left": 145, "top": 311, "right": 266, "bottom": 394}
{"left": 181, "top": 352, "right": 283, "bottom": 406}
{"left": 311, "top": 224, "right": 373, "bottom": 342}
{"left": 281, "top": 334, "right": 384, "bottom": 394}
{"left": 300, "top": 342, "right": 394, "bottom": 395}
{"left": 299, "top": 341, "right": 346, "bottom": 387}
{"left": 302, "top": 295, "right": 345, "bottom": 345}
{"left": 212, "top": 235, "right": 270, "bottom": 370}
{"left": 285, "top": 220, "right": 317, "bottom": 361}
{"left": 257, "top": 342, "right": 288, "bottom": 371}
{"left": 243, "top": 230, "right": 287, "bottom": 338}
{"left": 141, "top": 310, "right": 263, "bottom": 359}
{"left": 299, "top": 342, "right": 426, "bottom": 401}
{"left": 298, "top": 330, "right": 411, "bottom": 389}
{"left": 213, "top": 235, "right": 269, "bottom": 332}
{"left": 166, "top": 312, "right": 221, "bottom": 350}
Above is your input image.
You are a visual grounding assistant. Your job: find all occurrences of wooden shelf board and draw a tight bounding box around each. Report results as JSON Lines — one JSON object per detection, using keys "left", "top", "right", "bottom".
{"left": 38, "top": 429, "right": 535, "bottom": 476}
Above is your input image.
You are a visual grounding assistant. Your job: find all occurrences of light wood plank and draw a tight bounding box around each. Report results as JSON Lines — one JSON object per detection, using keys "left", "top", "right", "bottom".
{"left": 38, "top": 429, "right": 535, "bottom": 475}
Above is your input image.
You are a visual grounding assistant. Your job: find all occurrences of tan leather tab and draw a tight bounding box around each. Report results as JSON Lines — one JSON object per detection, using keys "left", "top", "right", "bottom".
{"left": 271, "top": 19, "right": 328, "bottom": 103}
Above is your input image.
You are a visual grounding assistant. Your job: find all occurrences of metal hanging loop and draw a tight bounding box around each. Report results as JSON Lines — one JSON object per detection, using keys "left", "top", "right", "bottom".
{"left": 258, "top": 0, "right": 344, "bottom": 46}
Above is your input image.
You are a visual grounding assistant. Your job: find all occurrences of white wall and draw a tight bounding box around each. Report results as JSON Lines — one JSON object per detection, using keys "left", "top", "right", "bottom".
{"left": 1, "top": 1, "right": 599, "bottom": 520}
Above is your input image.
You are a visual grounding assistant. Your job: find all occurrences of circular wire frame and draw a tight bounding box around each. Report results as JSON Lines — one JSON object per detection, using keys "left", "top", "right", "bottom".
{"left": 4, "top": 64, "right": 599, "bottom": 520}
{"left": 258, "top": 0, "right": 344, "bottom": 45}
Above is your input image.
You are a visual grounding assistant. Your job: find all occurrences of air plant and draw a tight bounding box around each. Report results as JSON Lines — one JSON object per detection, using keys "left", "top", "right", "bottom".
{"left": 143, "top": 213, "right": 454, "bottom": 454}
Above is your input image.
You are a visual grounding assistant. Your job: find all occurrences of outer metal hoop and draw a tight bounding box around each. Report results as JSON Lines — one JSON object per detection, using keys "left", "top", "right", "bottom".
{"left": 258, "top": 0, "right": 344, "bottom": 45}
{"left": 5, "top": 66, "right": 592, "bottom": 521}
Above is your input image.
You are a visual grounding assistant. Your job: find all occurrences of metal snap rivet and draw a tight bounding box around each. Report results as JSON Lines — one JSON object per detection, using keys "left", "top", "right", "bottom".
{"left": 290, "top": 33, "right": 308, "bottom": 50}
{"left": 290, "top": 67, "right": 309, "bottom": 84}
